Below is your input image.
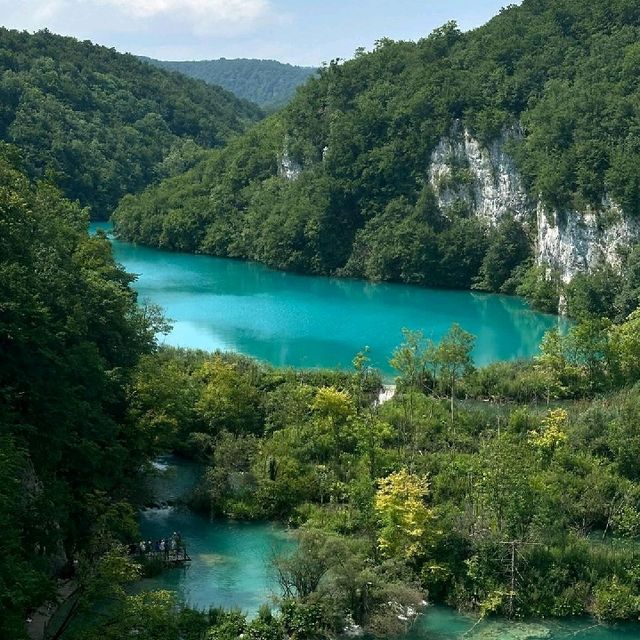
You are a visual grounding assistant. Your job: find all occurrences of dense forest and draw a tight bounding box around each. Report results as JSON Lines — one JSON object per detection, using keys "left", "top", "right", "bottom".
{"left": 141, "top": 57, "right": 317, "bottom": 109}
{"left": 115, "top": 0, "right": 640, "bottom": 313}
{"left": 0, "top": 143, "right": 165, "bottom": 637}
{"left": 0, "top": 29, "right": 262, "bottom": 218}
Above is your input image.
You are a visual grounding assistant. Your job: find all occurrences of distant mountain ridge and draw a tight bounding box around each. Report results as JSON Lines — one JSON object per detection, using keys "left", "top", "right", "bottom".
{"left": 140, "top": 57, "right": 317, "bottom": 108}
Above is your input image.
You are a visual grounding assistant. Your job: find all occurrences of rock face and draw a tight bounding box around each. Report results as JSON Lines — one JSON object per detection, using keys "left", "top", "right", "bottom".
{"left": 429, "top": 125, "right": 531, "bottom": 226}
{"left": 278, "top": 147, "right": 302, "bottom": 180}
{"left": 428, "top": 125, "right": 640, "bottom": 284}
{"left": 537, "top": 200, "right": 640, "bottom": 283}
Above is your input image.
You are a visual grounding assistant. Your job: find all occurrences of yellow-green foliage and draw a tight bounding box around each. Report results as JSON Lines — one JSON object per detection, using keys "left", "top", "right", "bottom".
{"left": 528, "top": 409, "right": 569, "bottom": 451}
{"left": 374, "top": 469, "right": 435, "bottom": 561}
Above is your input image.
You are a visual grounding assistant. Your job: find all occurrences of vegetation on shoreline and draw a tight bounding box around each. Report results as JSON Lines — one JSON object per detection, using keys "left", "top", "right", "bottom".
{"left": 67, "top": 311, "right": 640, "bottom": 637}
{"left": 0, "top": 143, "right": 165, "bottom": 637}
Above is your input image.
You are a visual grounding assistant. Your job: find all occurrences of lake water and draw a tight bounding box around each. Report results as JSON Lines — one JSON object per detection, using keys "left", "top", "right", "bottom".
{"left": 91, "top": 222, "right": 561, "bottom": 376}
{"left": 138, "top": 456, "right": 292, "bottom": 615}
{"left": 140, "top": 458, "right": 640, "bottom": 639}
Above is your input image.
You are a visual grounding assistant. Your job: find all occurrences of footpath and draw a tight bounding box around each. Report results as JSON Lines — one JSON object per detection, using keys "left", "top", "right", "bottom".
{"left": 26, "top": 580, "right": 78, "bottom": 640}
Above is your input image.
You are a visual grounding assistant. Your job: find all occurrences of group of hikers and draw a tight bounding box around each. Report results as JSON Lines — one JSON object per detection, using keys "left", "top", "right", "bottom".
{"left": 130, "top": 531, "right": 185, "bottom": 559}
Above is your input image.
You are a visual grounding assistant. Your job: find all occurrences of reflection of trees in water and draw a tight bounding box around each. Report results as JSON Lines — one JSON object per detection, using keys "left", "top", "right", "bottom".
{"left": 460, "top": 290, "right": 560, "bottom": 363}
{"left": 495, "top": 294, "right": 566, "bottom": 359}
{"left": 112, "top": 234, "right": 560, "bottom": 370}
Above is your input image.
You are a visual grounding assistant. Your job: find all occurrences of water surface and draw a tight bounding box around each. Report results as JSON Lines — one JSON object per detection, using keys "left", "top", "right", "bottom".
{"left": 92, "top": 223, "right": 560, "bottom": 375}
{"left": 415, "top": 605, "right": 640, "bottom": 639}
{"left": 138, "top": 456, "right": 292, "bottom": 615}
{"left": 139, "top": 509, "right": 291, "bottom": 615}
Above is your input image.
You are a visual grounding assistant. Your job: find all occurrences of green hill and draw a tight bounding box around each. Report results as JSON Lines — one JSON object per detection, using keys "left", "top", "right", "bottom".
{"left": 114, "top": 0, "right": 640, "bottom": 314}
{"left": 140, "top": 57, "right": 317, "bottom": 109}
{"left": 0, "top": 29, "right": 262, "bottom": 218}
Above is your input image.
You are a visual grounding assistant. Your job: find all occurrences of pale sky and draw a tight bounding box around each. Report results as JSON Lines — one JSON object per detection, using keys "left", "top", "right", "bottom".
{"left": 1, "top": 1, "right": 516, "bottom": 66}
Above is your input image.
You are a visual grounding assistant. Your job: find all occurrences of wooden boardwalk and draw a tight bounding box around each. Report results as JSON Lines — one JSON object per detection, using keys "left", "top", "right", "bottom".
{"left": 134, "top": 548, "right": 191, "bottom": 566}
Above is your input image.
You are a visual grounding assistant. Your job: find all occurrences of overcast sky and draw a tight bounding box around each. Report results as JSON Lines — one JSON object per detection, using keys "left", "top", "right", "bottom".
{"left": 1, "top": 1, "right": 515, "bottom": 66}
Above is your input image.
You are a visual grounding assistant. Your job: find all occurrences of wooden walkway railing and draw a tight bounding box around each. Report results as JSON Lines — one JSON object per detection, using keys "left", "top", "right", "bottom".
{"left": 132, "top": 548, "right": 191, "bottom": 565}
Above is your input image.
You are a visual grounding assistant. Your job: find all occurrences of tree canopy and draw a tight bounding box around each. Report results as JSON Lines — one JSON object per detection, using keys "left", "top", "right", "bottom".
{"left": 0, "top": 144, "right": 159, "bottom": 636}
{"left": 0, "top": 28, "right": 262, "bottom": 219}
{"left": 141, "top": 57, "right": 317, "bottom": 109}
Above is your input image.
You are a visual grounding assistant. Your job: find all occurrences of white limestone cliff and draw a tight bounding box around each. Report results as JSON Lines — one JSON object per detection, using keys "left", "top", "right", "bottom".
{"left": 536, "top": 200, "right": 640, "bottom": 283}
{"left": 278, "top": 147, "right": 302, "bottom": 180}
{"left": 428, "top": 125, "right": 640, "bottom": 285}
{"left": 428, "top": 125, "right": 531, "bottom": 226}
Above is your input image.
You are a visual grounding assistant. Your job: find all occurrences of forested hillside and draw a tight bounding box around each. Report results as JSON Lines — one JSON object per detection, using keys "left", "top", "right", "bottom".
{"left": 0, "top": 29, "right": 262, "bottom": 218}
{"left": 115, "top": 0, "right": 640, "bottom": 314}
{"left": 0, "top": 143, "right": 164, "bottom": 637}
{"left": 141, "top": 57, "right": 316, "bottom": 109}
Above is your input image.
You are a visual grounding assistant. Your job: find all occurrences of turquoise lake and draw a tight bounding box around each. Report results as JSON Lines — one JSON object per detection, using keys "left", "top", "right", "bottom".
{"left": 139, "top": 509, "right": 292, "bottom": 615}
{"left": 91, "top": 223, "right": 561, "bottom": 375}
{"left": 138, "top": 457, "right": 292, "bottom": 615}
